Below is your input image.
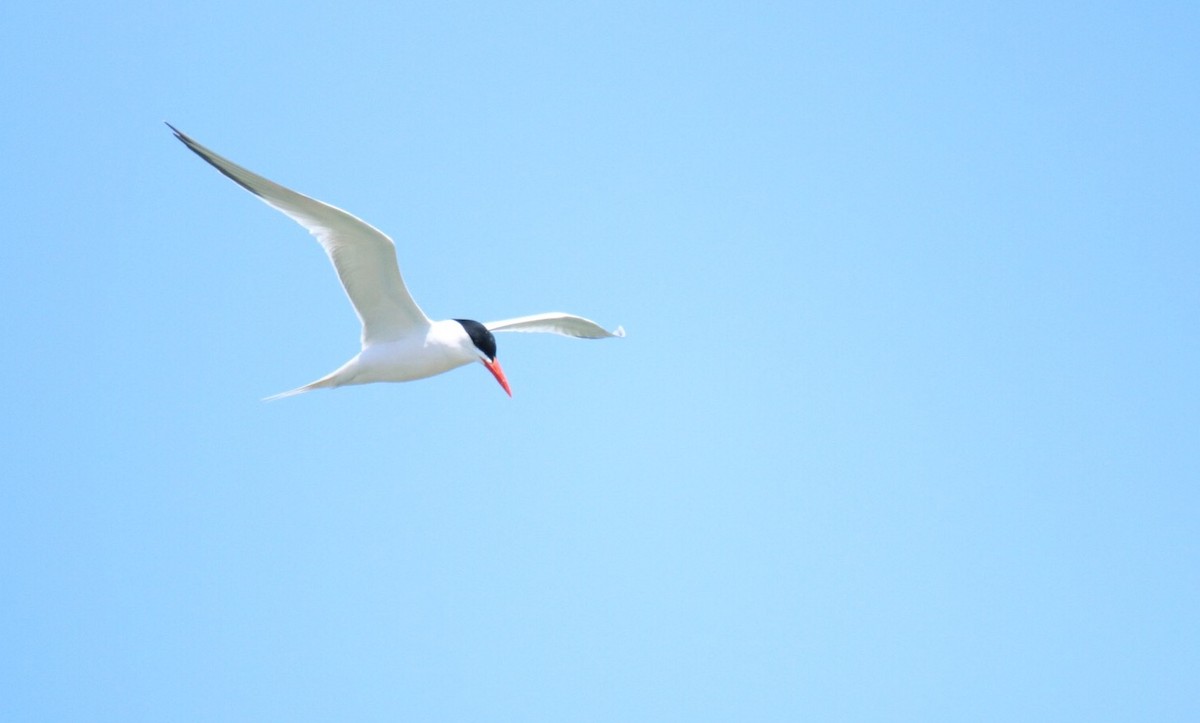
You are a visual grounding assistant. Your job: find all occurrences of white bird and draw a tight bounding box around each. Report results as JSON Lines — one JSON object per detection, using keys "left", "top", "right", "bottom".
{"left": 168, "top": 124, "right": 624, "bottom": 399}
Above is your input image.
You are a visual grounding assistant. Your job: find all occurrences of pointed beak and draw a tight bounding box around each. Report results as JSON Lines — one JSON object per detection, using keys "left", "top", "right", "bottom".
{"left": 482, "top": 358, "right": 512, "bottom": 397}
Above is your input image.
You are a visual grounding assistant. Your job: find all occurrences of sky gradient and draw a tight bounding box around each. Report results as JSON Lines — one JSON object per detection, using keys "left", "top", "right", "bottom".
{"left": 2, "top": 2, "right": 1197, "bottom": 721}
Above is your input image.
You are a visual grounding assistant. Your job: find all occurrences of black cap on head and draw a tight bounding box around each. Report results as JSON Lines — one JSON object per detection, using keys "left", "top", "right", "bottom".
{"left": 455, "top": 319, "right": 498, "bottom": 361}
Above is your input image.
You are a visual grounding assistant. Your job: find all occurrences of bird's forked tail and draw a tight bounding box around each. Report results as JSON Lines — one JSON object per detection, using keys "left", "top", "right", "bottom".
{"left": 261, "top": 371, "right": 341, "bottom": 402}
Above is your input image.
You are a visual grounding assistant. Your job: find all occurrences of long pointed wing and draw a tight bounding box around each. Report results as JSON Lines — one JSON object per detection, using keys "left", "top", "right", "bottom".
{"left": 485, "top": 312, "right": 625, "bottom": 339}
{"left": 168, "top": 124, "right": 429, "bottom": 345}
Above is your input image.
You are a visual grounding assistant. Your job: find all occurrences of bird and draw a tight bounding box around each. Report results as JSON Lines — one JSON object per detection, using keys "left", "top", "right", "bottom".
{"left": 167, "top": 124, "right": 623, "bottom": 400}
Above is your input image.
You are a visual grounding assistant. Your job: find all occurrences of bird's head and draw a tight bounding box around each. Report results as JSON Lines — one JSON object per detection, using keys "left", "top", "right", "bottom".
{"left": 454, "top": 319, "right": 511, "bottom": 397}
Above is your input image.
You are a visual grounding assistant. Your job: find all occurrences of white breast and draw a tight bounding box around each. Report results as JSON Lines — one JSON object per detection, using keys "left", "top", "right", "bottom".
{"left": 347, "top": 320, "right": 478, "bottom": 384}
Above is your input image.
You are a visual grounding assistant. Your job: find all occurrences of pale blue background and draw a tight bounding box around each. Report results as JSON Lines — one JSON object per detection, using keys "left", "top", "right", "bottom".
{"left": 2, "top": 2, "right": 1197, "bottom": 721}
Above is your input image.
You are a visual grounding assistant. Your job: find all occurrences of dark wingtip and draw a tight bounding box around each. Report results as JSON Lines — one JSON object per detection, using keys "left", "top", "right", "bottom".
{"left": 166, "top": 124, "right": 266, "bottom": 200}
{"left": 165, "top": 122, "right": 197, "bottom": 151}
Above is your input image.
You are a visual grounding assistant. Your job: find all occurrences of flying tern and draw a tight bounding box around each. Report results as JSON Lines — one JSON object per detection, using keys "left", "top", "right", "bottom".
{"left": 168, "top": 124, "right": 623, "bottom": 399}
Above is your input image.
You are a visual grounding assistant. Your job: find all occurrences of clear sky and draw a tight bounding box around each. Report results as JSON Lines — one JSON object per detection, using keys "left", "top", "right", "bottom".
{"left": 1, "top": 2, "right": 1197, "bottom": 721}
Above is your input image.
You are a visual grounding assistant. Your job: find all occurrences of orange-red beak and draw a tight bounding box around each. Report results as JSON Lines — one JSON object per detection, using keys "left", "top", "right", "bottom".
{"left": 483, "top": 358, "right": 512, "bottom": 397}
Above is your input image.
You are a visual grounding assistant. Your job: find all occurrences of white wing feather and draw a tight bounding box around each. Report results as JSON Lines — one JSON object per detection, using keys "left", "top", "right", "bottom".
{"left": 485, "top": 312, "right": 625, "bottom": 339}
{"left": 169, "top": 124, "right": 429, "bottom": 346}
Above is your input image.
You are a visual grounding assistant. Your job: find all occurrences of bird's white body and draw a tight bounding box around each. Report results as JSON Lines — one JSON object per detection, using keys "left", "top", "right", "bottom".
{"left": 353, "top": 321, "right": 480, "bottom": 383}
{"left": 169, "top": 124, "right": 623, "bottom": 398}
{"left": 274, "top": 320, "right": 479, "bottom": 399}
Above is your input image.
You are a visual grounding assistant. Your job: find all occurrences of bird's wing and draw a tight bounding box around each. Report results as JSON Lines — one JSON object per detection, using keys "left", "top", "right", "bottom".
{"left": 169, "top": 124, "right": 429, "bottom": 346}
{"left": 484, "top": 312, "right": 625, "bottom": 339}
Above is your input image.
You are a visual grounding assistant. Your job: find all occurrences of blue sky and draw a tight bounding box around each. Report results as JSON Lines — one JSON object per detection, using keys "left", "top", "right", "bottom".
{"left": 2, "top": 2, "right": 1197, "bottom": 720}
